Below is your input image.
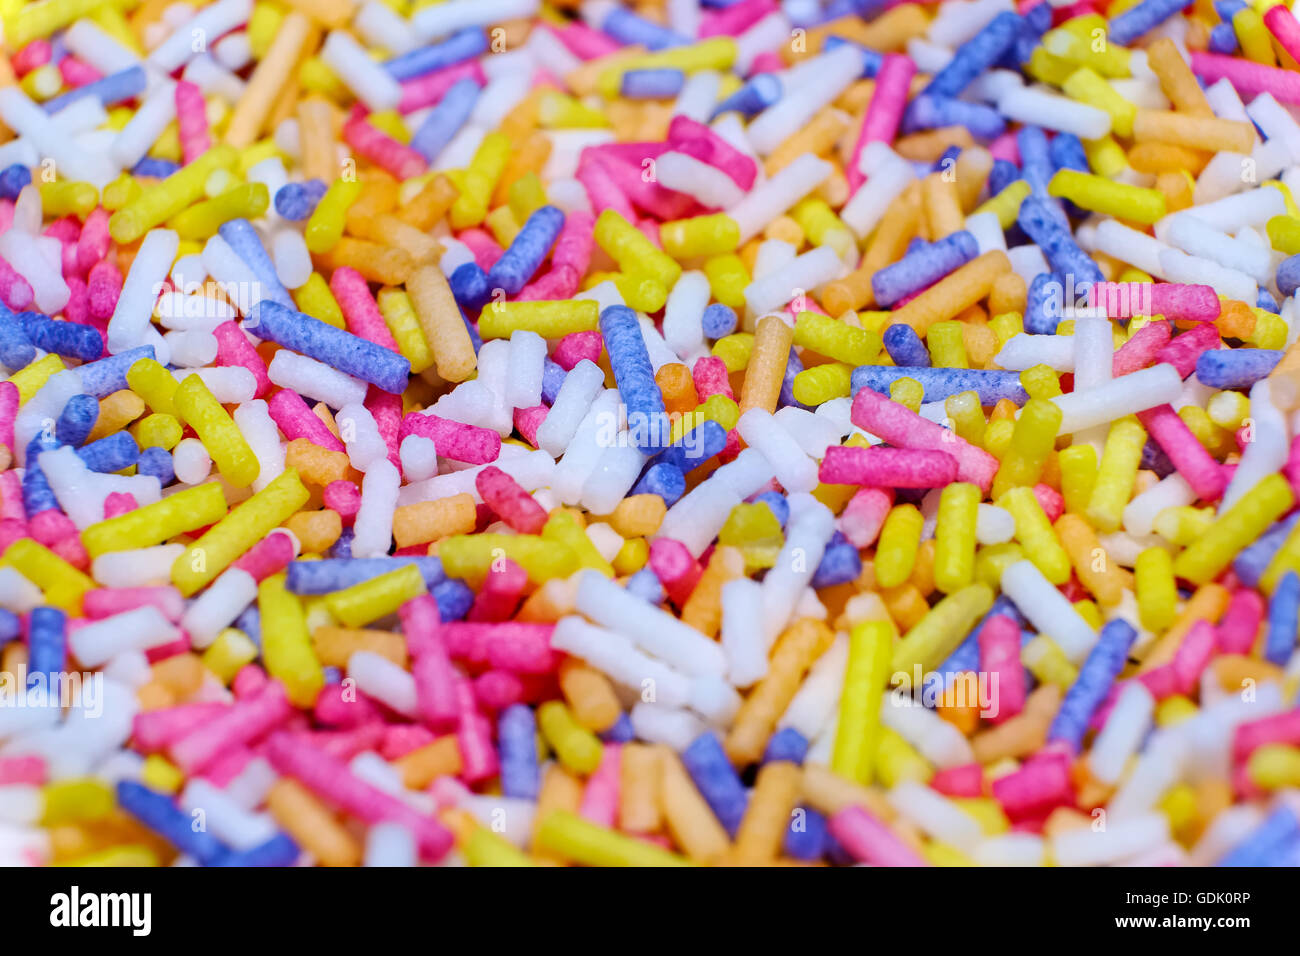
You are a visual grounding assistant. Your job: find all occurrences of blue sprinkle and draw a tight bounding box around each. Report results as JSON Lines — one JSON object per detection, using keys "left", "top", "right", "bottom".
{"left": 249, "top": 300, "right": 410, "bottom": 394}
{"left": 621, "top": 68, "right": 686, "bottom": 99}
{"left": 1017, "top": 126, "right": 1054, "bottom": 196}
{"left": 1279, "top": 253, "right": 1300, "bottom": 298}
{"left": 499, "top": 704, "right": 541, "bottom": 800}
{"left": 1196, "top": 348, "right": 1283, "bottom": 389}
{"left": 1258, "top": 288, "right": 1280, "bottom": 313}
{"left": 988, "top": 158, "right": 1019, "bottom": 195}
{"left": 541, "top": 357, "right": 567, "bottom": 405}
{"left": 77, "top": 346, "right": 155, "bottom": 398}
{"left": 0, "top": 164, "right": 32, "bottom": 201}
{"left": 681, "top": 731, "right": 748, "bottom": 836}
{"left": 811, "top": 530, "right": 862, "bottom": 588}
{"left": 711, "top": 73, "right": 782, "bottom": 119}
{"left": 26, "top": 606, "right": 66, "bottom": 693}
{"left": 44, "top": 65, "right": 147, "bottom": 113}
{"left": 0, "top": 309, "right": 36, "bottom": 370}
{"left": 917, "top": 11, "right": 1021, "bottom": 100}
{"left": 1018, "top": 196, "right": 1103, "bottom": 288}
{"left": 1208, "top": 21, "right": 1240, "bottom": 54}
{"left": 652, "top": 419, "right": 728, "bottom": 474}
{"left": 600, "top": 712, "right": 636, "bottom": 743}
{"left": 852, "top": 365, "right": 1028, "bottom": 404}
{"left": 1047, "top": 619, "right": 1137, "bottom": 753}
{"left": 600, "top": 305, "right": 668, "bottom": 452}
{"left": 218, "top": 219, "right": 295, "bottom": 310}
{"left": 450, "top": 261, "right": 491, "bottom": 308}
{"left": 1235, "top": 514, "right": 1300, "bottom": 588}
{"left": 784, "top": 806, "right": 828, "bottom": 861}
{"left": 116, "top": 781, "right": 233, "bottom": 865}
{"left": 274, "top": 180, "right": 328, "bottom": 221}
{"left": 1266, "top": 571, "right": 1300, "bottom": 666}
{"left": 600, "top": 7, "right": 689, "bottom": 50}
{"left": 1109, "top": 0, "right": 1190, "bottom": 47}
{"left": 872, "top": 231, "right": 979, "bottom": 306}
{"left": 132, "top": 157, "right": 181, "bottom": 179}
{"left": 77, "top": 432, "right": 139, "bottom": 473}
{"left": 433, "top": 578, "right": 474, "bottom": 622}
{"left": 234, "top": 606, "right": 261, "bottom": 645}
{"left": 383, "top": 27, "right": 488, "bottom": 81}
{"left": 701, "top": 303, "right": 738, "bottom": 339}
{"left": 286, "top": 557, "right": 447, "bottom": 594}
{"left": 410, "top": 78, "right": 480, "bottom": 164}
{"left": 823, "top": 36, "right": 885, "bottom": 77}
{"left": 215, "top": 832, "right": 300, "bottom": 867}
{"left": 763, "top": 727, "right": 809, "bottom": 765}
{"left": 1216, "top": 804, "right": 1300, "bottom": 866}
{"left": 779, "top": 346, "right": 810, "bottom": 411}
{"left": 626, "top": 566, "right": 666, "bottom": 605}
{"left": 137, "top": 445, "right": 175, "bottom": 486}
{"left": 1025, "top": 271, "right": 1065, "bottom": 334}
{"left": 904, "top": 95, "right": 1005, "bottom": 139}
{"left": 883, "top": 323, "right": 930, "bottom": 367}
{"left": 54, "top": 393, "right": 98, "bottom": 447}
{"left": 629, "top": 460, "right": 686, "bottom": 506}
{"left": 752, "top": 490, "right": 789, "bottom": 527}
{"left": 18, "top": 311, "right": 101, "bottom": 361}
{"left": 486, "top": 206, "right": 565, "bottom": 296}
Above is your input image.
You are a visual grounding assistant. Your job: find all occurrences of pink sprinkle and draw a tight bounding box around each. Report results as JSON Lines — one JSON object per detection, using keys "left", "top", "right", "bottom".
{"left": 929, "top": 763, "right": 984, "bottom": 797}
{"left": 1218, "top": 588, "right": 1265, "bottom": 655}
{"left": 343, "top": 105, "right": 428, "bottom": 180}
{"left": 552, "top": 22, "right": 622, "bottom": 60}
{"left": 1233, "top": 708, "right": 1300, "bottom": 764}
{"left": 1190, "top": 51, "right": 1300, "bottom": 105}
{"left": 232, "top": 530, "right": 296, "bottom": 581}
{"left": 980, "top": 614, "right": 1026, "bottom": 724}
{"left": 397, "top": 59, "right": 485, "bottom": 113}
{"left": 585, "top": 150, "right": 698, "bottom": 220}
{"left": 0, "top": 519, "right": 25, "bottom": 554}
{"left": 267, "top": 389, "right": 347, "bottom": 452}
{"left": 0, "top": 755, "right": 47, "bottom": 786}
{"left": 58, "top": 55, "right": 101, "bottom": 88}
{"left": 472, "top": 669, "right": 526, "bottom": 712}
{"left": 458, "top": 227, "right": 506, "bottom": 272}
{"left": 848, "top": 54, "right": 916, "bottom": 191}
{"left": 331, "top": 266, "right": 401, "bottom": 352}
{"left": 1032, "top": 483, "right": 1064, "bottom": 523}
{"left": 838, "top": 487, "right": 894, "bottom": 548}
{"left": 29, "top": 510, "right": 88, "bottom": 569}
{"left": 400, "top": 411, "right": 501, "bottom": 464}
{"left": 198, "top": 745, "right": 254, "bottom": 788}
{"left": 1155, "top": 323, "right": 1221, "bottom": 378}
{"left": 579, "top": 743, "right": 622, "bottom": 827}
{"left": 45, "top": 217, "right": 80, "bottom": 277}
{"left": 0, "top": 254, "right": 35, "bottom": 311}
{"left": 266, "top": 731, "right": 454, "bottom": 859}
{"left": 513, "top": 405, "right": 548, "bottom": 447}
{"left": 828, "top": 806, "right": 929, "bottom": 866}
{"left": 991, "top": 750, "right": 1074, "bottom": 820}
{"left": 232, "top": 664, "right": 269, "bottom": 699}
{"left": 1136, "top": 404, "right": 1229, "bottom": 501}
{"left": 692, "top": 355, "right": 734, "bottom": 400}
{"left": 132, "top": 702, "right": 227, "bottom": 753}
{"left": 468, "top": 557, "right": 528, "bottom": 622}
{"left": 988, "top": 131, "right": 1020, "bottom": 164}
{"left": 169, "top": 680, "right": 293, "bottom": 774}
{"left": 1284, "top": 434, "right": 1300, "bottom": 503}
{"left": 323, "top": 480, "right": 362, "bottom": 524}
{"left": 84, "top": 586, "right": 184, "bottom": 622}
{"left": 576, "top": 152, "right": 639, "bottom": 222}
{"left": 103, "top": 491, "right": 138, "bottom": 519}
{"left": 381, "top": 723, "right": 436, "bottom": 760}
{"left": 1112, "top": 318, "right": 1171, "bottom": 376}
{"left": 145, "top": 635, "right": 191, "bottom": 664}
{"left": 667, "top": 115, "right": 758, "bottom": 190}
{"left": 475, "top": 465, "right": 548, "bottom": 534}
{"left": 77, "top": 209, "right": 112, "bottom": 274}
{"left": 1091, "top": 282, "right": 1220, "bottom": 323}
{"left": 700, "top": 0, "right": 776, "bottom": 38}
{"left": 1265, "top": 4, "right": 1300, "bottom": 63}
{"left": 440, "top": 621, "right": 558, "bottom": 674}
{"left": 1170, "top": 618, "right": 1217, "bottom": 694}
{"left": 365, "top": 386, "right": 403, "bottom": 472}
{"left": 649, "top": 537, "right": 703, "bottom": 607}
{"left": 0, "top": 382, "right": 19, "bottom": 455}
{"left": 454, "top": 679, "right": 498, "bottom": 784}
{"left": 314, "top": 681, "right": 382, "bottom": 728}
{"left": 11, "top": 40, "right": 52, "bottom": 76}
{"left": 554, "top": 330, "right": 604, "bottom": 370}
{"left": 86, "top": 258, "right": 123, "bottom": 320}
{"left": 400, "top": 594, "right": 459, "bottom": 728}
{"left": 213, "top": 320, "right": 271, "bottom": 397}
{"left": 175, "top": 80, "right": 212, "bottom": 165}
{"left": 746, "top": 51, "right": 785, "bottom": 75}
{"left": 819, "top": 445, "right": 958, "bottom": 488}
